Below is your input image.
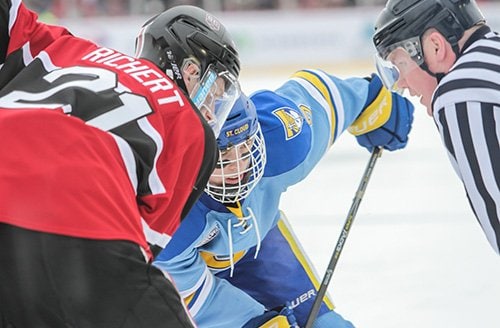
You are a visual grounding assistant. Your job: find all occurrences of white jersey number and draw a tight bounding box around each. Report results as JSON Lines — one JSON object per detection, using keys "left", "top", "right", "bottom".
{"left": 0, "top": 66, "right": 153, "bottom": 131}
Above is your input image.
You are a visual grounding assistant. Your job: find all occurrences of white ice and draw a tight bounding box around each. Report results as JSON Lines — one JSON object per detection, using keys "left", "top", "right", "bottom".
{"left": 241, "top": 72, "right": 500, "bottom": 328}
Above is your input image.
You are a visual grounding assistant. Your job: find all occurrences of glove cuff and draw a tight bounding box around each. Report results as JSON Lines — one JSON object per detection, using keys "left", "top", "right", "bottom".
{"left": 348, "top": 87, "right": 392, "bottom": 136}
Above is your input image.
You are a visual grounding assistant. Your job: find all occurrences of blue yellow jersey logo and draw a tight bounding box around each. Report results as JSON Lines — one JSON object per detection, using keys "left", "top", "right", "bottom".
{"left": 273, "top": 107, "right": 304, "bottom": 140}
{"left": 298, "top": 104, "right": 313, "bottom": 126}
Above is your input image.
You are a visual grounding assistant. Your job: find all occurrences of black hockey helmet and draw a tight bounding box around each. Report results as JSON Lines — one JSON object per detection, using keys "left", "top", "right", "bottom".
{"left": 372, "top": 0, "right": 485, "bottom": 89}
{"left": 135, "top": 5, "right": 240, "bottom": 93}
{"left": 374, "top": 0, "right": 485, "bottom": 60}
{"left": 135, "top": 5, "right": 242, "bottom": 137}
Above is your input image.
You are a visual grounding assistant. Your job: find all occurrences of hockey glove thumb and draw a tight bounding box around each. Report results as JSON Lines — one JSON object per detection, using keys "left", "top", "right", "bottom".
{"left": 242, "top": 303, "right": 298, "bottom": 328}
{"left": 348, "top": 73, "right": 414, "bottom": 152}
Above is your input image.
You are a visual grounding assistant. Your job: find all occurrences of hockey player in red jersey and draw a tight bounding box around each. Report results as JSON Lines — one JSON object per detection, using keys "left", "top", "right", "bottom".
{"left": 0, "top": 1, "right": 241, "bottom": 327}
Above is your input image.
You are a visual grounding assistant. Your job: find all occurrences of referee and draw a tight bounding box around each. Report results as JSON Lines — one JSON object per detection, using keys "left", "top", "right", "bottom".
{"left": 372, "top": 0, "right": 499, "bottom": 255}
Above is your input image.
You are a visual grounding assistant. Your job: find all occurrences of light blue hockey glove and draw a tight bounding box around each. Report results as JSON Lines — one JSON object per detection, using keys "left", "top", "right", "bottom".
{"left": 242, "top": 303, "right": 298, "bottom": 328}
{"left": 348, "top": 74, "right": 414, "bottom": 152}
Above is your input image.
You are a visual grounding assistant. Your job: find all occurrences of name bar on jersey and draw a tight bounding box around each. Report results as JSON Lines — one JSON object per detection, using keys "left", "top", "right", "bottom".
{"left": 82, "top": 47, "right": 185, "bottom": 107}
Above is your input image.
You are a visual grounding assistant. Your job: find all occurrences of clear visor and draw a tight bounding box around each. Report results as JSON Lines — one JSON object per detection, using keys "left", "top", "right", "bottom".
{"left": 190, "top": 64, "right": 241, "bottom": 138}
{"left": 375, "top": 36, "right": 424, "bottom": 91}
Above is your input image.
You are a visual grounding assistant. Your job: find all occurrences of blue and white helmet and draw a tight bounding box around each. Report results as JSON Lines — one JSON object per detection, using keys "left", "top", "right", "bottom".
{"left": 205, "top": 93, "right": 266, "bottom": 203}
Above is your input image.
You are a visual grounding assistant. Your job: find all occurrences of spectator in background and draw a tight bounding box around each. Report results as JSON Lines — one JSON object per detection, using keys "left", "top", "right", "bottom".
{"left": 77, "top": 0, "right": 99, "bottom": 16}
{"left": 77, "top": 0, "right": 128, "bottom": 16}
{"left": 25, "top": 0, "right": 129, "bottom": 17}
{"left": 23, "top": 0, "right": 58, "bottom": 20}
{"left": 103, "top": 0, "right": 129, "bottom": 15}
{"left": 160, "top": 0, "right": 204, "bottom": 10}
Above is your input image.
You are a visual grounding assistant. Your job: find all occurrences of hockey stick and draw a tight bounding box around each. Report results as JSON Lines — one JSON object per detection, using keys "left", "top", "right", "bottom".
{"left": 304, "top": 147, "right": 383, "bottom": 328}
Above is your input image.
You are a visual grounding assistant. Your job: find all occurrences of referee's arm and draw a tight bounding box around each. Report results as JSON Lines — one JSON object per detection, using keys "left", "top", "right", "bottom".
{"left": 435, "top": 102, "right": 500, "bottom": 255}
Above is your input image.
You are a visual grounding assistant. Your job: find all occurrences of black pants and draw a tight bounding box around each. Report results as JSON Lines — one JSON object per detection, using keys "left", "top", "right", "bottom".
{"left": 0, "top": 223, "right": 194, "bottom": 328}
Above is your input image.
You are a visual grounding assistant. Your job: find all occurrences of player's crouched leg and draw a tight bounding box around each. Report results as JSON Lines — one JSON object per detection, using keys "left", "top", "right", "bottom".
{"left": 313, "top": 310, "right": 355, "bottom": 328}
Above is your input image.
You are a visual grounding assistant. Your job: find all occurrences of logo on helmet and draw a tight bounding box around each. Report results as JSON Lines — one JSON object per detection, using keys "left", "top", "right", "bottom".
{"left": 205, "top": 14, "right": 221, "bottom": 31}
{"left": 225, "top": 123, "right": 250, "bottom": 138}
{"left": 165, "top": 50, "right": 183, "bottom": 81}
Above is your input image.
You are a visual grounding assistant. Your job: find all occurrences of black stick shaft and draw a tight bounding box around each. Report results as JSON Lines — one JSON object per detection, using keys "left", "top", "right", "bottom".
{"left": 304, "top": 147, "right": 382, "bottom": 328}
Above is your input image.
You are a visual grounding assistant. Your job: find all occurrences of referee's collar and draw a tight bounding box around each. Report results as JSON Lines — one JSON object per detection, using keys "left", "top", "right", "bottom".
{"left": 461, "top": 25, "right": 492, "bottom": 55}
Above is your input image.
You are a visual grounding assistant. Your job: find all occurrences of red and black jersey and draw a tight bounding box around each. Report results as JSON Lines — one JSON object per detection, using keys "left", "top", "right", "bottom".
{"left": 0, "top": 0, "right": 70, "bottom": 88}
{"left": 0, "top": 1, "right": 217, "bottom": 259}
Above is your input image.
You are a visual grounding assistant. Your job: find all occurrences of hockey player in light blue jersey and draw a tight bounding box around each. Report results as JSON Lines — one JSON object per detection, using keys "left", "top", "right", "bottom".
{"left": 154, "top": 71, "right": 414, "bottom": 327}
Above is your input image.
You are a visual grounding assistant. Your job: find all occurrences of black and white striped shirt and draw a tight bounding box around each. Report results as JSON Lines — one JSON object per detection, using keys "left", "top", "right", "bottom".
{"left": 432, "top": 25, "right": 500, "bottom": 255}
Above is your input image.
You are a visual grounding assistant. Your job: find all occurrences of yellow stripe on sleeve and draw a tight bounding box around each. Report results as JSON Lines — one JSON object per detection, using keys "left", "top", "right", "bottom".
{"left": 184, "top": 292, "right": 195, "bottom": 307}
{"left": 292, "top": 70, "right": 337, "bottom": 144}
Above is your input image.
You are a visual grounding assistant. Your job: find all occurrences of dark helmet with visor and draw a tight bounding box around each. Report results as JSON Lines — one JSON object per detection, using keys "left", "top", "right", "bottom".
{"left": 135, "top": 5, "right": 241, "bottom": 137}
{"left": 205, "top": 93, "right": 266, "bottom": 203}
{"left": 373, "top": 0, "right": 485, "bottom": 90}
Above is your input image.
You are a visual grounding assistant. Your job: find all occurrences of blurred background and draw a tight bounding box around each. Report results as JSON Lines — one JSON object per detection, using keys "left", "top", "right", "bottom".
{"left": 21, "top": 0, "right": 500, "bottom": 88}
{"left": 22, "top": 0, "right": 500, "bottom": 18}
{"left": 22, "top": 0, "right": 500, "bottom": 83}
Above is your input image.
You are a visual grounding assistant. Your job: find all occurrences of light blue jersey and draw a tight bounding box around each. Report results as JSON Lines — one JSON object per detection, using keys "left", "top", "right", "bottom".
{"left": 154, "top": 70, "right": 372, "bottom": 327}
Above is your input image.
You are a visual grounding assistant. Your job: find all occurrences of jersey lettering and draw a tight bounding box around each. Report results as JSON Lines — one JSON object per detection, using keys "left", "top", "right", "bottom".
{"left": 83, "top": 47, "right": 185, "bottom": 107}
